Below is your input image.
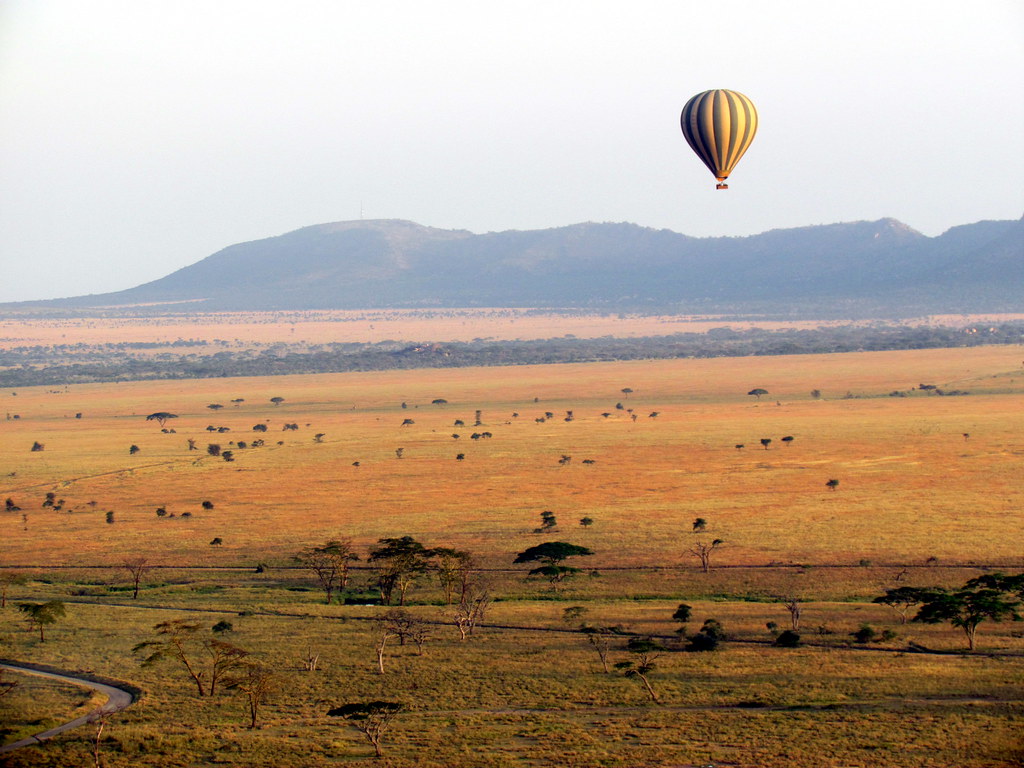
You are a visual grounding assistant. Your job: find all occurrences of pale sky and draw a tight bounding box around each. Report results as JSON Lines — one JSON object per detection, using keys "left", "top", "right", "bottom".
{"left": 1, "top": 0, "right": 1022, "bottom": 303}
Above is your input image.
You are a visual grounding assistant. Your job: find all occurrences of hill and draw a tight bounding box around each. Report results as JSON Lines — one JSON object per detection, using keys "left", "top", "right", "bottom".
{"left": 7, "top": 216, "right": 1023, "bottom": 317}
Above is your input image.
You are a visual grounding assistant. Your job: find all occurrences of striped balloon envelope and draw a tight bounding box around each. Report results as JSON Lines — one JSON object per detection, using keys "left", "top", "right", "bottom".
{"left": 680, "top": 89, "right": 758, "bottom": 189}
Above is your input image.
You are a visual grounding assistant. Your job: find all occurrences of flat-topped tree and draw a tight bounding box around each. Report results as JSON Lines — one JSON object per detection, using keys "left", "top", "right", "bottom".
{"left": 513, "top": 541, "right": 593, "bottom": 584}
{"left": 748, "top": 388, "right": 769, "bottom": 400}
{"left": 145, "top": 412, "right": 177, "bottom": 427}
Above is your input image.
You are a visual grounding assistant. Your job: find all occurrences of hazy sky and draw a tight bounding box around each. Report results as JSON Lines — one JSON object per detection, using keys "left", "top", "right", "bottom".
{"left": 1, "top": 1, "right": 1022, "bottom": 303}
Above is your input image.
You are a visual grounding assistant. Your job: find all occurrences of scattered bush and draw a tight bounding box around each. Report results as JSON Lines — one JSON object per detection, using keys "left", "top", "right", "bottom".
{"left": 774, "top": 629, "right": 801, "bottom": 647}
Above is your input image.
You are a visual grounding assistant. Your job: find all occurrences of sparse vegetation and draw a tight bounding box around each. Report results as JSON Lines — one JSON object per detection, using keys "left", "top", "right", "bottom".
{"left": 0, "top": 341, "right": 1021, "bottom": 767}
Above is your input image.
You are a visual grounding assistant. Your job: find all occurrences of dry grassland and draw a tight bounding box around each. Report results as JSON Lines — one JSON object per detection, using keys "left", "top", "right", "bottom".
{"left": 1, "top": 341, "right": 1023, "bottom": 767}
{"left": 4, "top": 310, "right": 1024, "bottom": 350}
{"left": 2, "top": 345, "right": 1022, "bottom": 568}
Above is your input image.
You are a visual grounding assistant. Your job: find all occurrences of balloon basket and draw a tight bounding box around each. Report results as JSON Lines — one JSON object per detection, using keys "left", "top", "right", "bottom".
{"left": 716, "top": 183, "right": 729, "bottom": 190}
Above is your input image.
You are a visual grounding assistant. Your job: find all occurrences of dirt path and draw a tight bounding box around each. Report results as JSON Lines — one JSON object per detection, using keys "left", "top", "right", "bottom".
{"left": 0, "top": 661, "right": 137, "bottom": 755}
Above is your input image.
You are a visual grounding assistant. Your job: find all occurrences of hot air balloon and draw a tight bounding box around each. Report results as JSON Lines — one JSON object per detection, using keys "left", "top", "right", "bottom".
{"left": 680, "top": 89, "right": 758, "bottom": 189}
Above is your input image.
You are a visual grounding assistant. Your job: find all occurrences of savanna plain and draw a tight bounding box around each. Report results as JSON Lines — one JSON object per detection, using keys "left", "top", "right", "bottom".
{"left": 1, "top": 316, "right": 1022, "bottom": 768}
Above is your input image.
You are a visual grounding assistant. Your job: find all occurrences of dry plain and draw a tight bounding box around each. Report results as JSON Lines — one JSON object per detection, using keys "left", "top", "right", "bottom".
{"left": 1, "top": 320, "right": 1022, "bottom": 767}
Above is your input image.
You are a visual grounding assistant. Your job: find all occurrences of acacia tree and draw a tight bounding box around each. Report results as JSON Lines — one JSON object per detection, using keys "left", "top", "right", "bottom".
{"left": 133, "top": 619, "right": 249, "bottom": 696}
{"left": 226, "top": 661, "right": 274, "bottom": 729}
{"left": 452, "top": 578, "right": 492, "bottom": 641}
{"left": 17, "top": 600, "right": 65, "bottom": 641}
{"left": 145, "top": 412, "right": 178, "bottom": 427}
{"left": 294, "top": 540, "right": 360, "bottom": 604}
{"left": 689, "top": 539, "right": 724, "bottom": 573}
{"left": 615, "top": 636, "right": 664, "bottom": 703}
{"left": 873, "top": 585, "right": 928, "bottom": 624}
{"left": 579, "top": 623, "right": 626, "bottom": 673}
{"left": 748, "top": 388, "right": 769, "bottom": 400}
{"left": 513, "top": 541, "right": 594, "bottom": 585}
{"left": 0, "top": 571, "right": 28, "bottom": 608}
{"left": 369, "top": 536, "right": 433, "bottom": 605}
{"left": 122, "top": 556, "right": 151, "bottom": 599}
{"left": 912, "top": 574, "right": 1022, "bottom": 650}
{"left": 327, "top": 701, "right": 404, "bottom": 758}
{"left": 431, "top": 547, "right": 473, "bottom": 605}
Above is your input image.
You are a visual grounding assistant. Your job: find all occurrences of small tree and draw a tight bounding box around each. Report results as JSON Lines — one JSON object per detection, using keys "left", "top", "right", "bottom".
{"left": 369, "top": 536, "right": 433, "bottom": 605}
{"left": 270, "top": 397, "right": 285, "bottom": 406}
{"left": 129, "top": 444, "right": 140, "bottom": 455}
{"left": 513, "top": 541, "right": 594, "bottom": 585}
{"left": 430, "top": 547, "right": 473, "bottom": 605}
{"left": 689, "top": 539, "right": 724, "bottom": 573}
{"left": 760, "top": 438, "right": 772, "bottom": 450}
{"left": 672, "top": 603, "right": 692, "bottom": 624}
{"left": 17, "top": 600, "right": 65, "bottom": 641}
{"left": 687, "top": 618, "right": 725, "bottom": 651}
{"left": 294, "top": 540, "right": 360, "bottom": 605}
{"left": 779, "top": 595, "right": 802, "bottom": 630}
{"left": 692, "top": 518, "right": 707, "bottom": 532}
{"left": 579, "top": 623, "right": 626, "bottom": 673}
{"left": 30, "top": 441, "right": 44, "bottom": 452}
{"left": 133, "top": 619, "right": 249, "bottom": 697}
{"left": 0, "top": 571, "right": 28, "bottom": 608}
{"left": 534, "top": 510, "right": 557, "bottom": 533}
{"left": 226, "top": 661, "right": 274, "bottom": 729}
{"left": 122, "top": 556, "right": 151, "bottom": 599}
{"left": 145, "top": 412, "right": 178, "bottom": 427}
{"left": 327, "top": 701, "right": 403, "bottom": 759}
{"left": 615, "top": 636, "right": 664, "bottom": 703}
{"left": 873, "top": 586, "right": 928, "bottom": 624}
{"left": 826, "top": 478, "right": 840, "bottom": 491}
{"left": 748, "top": 388, "right": 769, "bottom": 400}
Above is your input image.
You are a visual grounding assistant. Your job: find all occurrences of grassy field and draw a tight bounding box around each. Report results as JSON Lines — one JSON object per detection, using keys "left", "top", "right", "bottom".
{"left": 1, "top": 342, "right": 1023, "bottom": 766}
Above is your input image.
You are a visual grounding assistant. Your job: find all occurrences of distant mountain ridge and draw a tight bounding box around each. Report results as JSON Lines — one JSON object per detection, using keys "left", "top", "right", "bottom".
{"left": 10, "top": 216, "right": 1023, "bottom": 317}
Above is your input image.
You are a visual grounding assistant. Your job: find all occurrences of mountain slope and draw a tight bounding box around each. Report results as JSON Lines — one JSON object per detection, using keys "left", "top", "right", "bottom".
{"left": 11, "top": 216, "right": 1023, "bottom": 316}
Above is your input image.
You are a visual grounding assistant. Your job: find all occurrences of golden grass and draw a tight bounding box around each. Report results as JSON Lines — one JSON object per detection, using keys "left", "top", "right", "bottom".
{"left": 2, "top": 341, "right": 1023, "bottom": 766}
{"left": 2, "top": 346, "right": 1022, "bottom": 568}
{"left": 3, "top": 309, "right": 1024, "bottom": 350}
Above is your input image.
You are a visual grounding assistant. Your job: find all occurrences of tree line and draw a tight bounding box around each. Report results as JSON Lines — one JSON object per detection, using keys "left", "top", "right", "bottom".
{"left": 2, "top": 322, "right": 1022, "bottom": 387}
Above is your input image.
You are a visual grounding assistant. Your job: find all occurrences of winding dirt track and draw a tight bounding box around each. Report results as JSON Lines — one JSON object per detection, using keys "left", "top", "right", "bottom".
{"left": 0, "top": 661, "right": 137, "bottom": 755}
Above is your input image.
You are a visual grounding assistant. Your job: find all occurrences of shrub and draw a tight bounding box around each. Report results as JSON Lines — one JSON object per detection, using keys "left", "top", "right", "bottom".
{"left": 851, "top": 624, "right": 876, "bottom": 643}
{"left": 774, "top": 629, "right": 801, "bottom": 647}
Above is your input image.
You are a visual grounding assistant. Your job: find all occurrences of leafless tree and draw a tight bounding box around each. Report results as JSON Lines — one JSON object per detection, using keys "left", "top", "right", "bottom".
{"left": 452, "top": 579, "right": 493, "bottom": 640}
{"left": 579, "top": 624, "right": 625, "bottom": 673}
{"left": 226, "top": 661, "right": 274, "bottom": 729}
{"left": 121, "top": 557, "right": 151, "bottom": 599}
{"left": 780, "top": 595, "right": 802, "bottom": 630}
{"left": 689, "top": 539, "right": 724, "bottom": 573}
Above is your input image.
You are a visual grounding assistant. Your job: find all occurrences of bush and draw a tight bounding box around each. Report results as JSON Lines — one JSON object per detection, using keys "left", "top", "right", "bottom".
{"left": 30, "top": 442, "right": 44, "bottom": 452}
{"left": 672, "top": 603, "right": 693, "bottom": 623}
{"left": 852, "top": 624, "right": 876, "bottom": 643}
{"left": 687, "top": 618, "right": 725, "bottom": 651}
{"left": 774, "top": 629, "right": 801, "bottom": 647}
{"left": 212, "top": 620, "right": 233, "bottom": 633}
